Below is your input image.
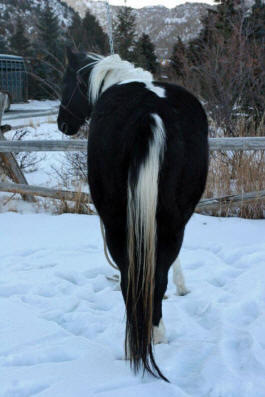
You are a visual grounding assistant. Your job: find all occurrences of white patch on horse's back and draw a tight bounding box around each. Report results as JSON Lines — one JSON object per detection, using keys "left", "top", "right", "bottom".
{"left": 145, "top": 82, "right": 166, "bottom": 98}
{"left": 87, "top": 54, "right": 165, "bottom": 103}
{"left": 120, "top": 79, "right": 166, "bottom": 98}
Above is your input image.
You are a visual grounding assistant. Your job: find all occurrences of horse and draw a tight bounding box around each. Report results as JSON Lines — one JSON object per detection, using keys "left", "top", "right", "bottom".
{"left": 57, "top": 48, "right": 209, "bottom": 381}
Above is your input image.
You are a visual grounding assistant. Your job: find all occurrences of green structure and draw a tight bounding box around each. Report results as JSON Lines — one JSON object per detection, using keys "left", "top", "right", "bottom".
{"left": 0, "top": 54, "right": 28, "bottom": 103}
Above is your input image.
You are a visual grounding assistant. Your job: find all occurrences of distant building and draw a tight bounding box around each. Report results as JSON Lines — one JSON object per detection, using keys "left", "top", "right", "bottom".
{"left": 0, "top": 54, "right": 28, "bottom": 106}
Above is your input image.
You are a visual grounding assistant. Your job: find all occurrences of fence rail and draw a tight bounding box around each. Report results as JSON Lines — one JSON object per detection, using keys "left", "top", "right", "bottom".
{"left": 0, "top": 182, "right": 264, "bottom": 210}
{"left": 1, "top": 92, "right": 264, "bottom": 210}
{"left": 197, "top": 190, "right": 265, "bottom": 210}
{"left": 0, "top": 182, "right": 91, "bottom": 203}
{"left": 0, "top": 93, "right": 35, "bottom": 201}
{"left": 0, "top": 137, "right": 265, "bottom": 153}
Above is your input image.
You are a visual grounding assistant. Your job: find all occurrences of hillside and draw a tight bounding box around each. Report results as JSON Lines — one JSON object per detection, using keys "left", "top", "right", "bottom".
{"left": 0, "top": 0, "right": 75, "bottom": 47}
{"left": 63, "top": 1, "right": 212, "bottom": 58}
{"left": 0, "top": 0, "right": 211, "bottom": 59}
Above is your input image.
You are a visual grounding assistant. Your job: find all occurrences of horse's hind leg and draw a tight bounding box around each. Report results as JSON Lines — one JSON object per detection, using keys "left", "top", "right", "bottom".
{"left": 173, "top": 257, "right": 190, "bottom": 296}
{"left": 152, "top": 228, "right": 186, "bottom": 344}
{"left": 153, "top": 319, "right": 167, "bottom": 344}
{"left": 152, "top": 259, "right": 188, "bottom": 345}
{"left": 153, "top": 267, "right": 168, "bottom": 344}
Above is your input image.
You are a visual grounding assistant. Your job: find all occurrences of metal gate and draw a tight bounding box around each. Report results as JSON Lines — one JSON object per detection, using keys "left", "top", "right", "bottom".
{"left": 0, "top": 54, "right": 28, "bottom": 103}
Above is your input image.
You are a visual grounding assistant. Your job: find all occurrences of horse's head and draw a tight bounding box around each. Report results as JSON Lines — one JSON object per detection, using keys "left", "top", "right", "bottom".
{"left": 57, "top": 48, "right": 96, "bottom": 136}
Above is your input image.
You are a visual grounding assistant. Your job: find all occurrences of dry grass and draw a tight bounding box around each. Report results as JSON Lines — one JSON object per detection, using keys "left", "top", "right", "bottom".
{"left": 203, "top": 116, "right": 265, "bottom": 219}
{"left": 53, "top": 185, "right": 95, "bottom": 215}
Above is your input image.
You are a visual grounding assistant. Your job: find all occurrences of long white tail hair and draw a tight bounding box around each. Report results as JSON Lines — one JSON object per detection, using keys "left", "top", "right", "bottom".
{"left": 125, "top": 113, "right": 167, "bottom": 381}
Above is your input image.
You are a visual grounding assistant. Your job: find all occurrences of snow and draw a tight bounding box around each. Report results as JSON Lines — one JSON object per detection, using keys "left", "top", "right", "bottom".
{"left": 9, "top": 100, "right": 59, "bottom": 112}
{"left": 0, "top": 212, "right": 265, "bottom": 396}
{"left": 165, "top": 16, "right": 188, "bottom": 24}
{"left": 3, "top": 100, "right": 59, "bottom": 129}
{"left": 1, "top": 101, "right": 265, "bottom": 395}
{"left": 14, "top": 122, "right": 66, "bottom": 189}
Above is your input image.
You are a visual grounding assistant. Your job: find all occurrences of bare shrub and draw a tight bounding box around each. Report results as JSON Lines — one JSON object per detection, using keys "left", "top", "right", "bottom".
{"left": 170, "top": 11, "right": 265, "bottom": 136}
{"left": 13, "top": 129, "right": 45, "bottom": 173}
{"left": 169, "top": 7, "right": 264, "bottom": 218}
{"left": 0, "top": 129, "right": 43, "bottom": 180}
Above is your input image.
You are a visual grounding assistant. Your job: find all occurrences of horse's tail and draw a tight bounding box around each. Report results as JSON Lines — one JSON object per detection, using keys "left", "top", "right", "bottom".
{"left": 125, "top": 113, "right": 168, "bottom": 381}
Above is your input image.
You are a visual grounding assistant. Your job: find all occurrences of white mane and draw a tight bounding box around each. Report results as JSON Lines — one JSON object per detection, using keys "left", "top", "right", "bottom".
{"left": 88, "top": 54, "right": 165, "bottom": 104}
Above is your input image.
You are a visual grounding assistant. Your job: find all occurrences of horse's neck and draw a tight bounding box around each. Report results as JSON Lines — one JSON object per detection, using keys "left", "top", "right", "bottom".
{"left": 90, "top": 56, "right": 154, "bottom": 103}
{"left": 102, "top": 66, "right": 153, "bottom": 94}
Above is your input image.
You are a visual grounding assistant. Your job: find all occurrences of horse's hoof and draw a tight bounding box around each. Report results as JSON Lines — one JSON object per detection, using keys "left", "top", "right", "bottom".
{"left": 176, "top": 288, "right": 190, "bottom": 296}
{"left": 153, "top": 319, "right": 168, "bottom": 344}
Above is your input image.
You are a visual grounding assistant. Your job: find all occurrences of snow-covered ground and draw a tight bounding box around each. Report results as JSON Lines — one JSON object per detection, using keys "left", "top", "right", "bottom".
{"left": 1, "top": 102, "right": 265, "bottom": 396}
{"left": 2, "top": 100, "right": 59, "bottom": 128}
{"left": 1, "top": 109, "right": 89, "bottom": 212}
{"left": 1, "top": 119, "right": 68, "bottom": 192}
{"left": 1, "top": 212, "right": 265, "bottom": 397}
{"left": 9, "top": 100, "right": 59, "bottom": 112}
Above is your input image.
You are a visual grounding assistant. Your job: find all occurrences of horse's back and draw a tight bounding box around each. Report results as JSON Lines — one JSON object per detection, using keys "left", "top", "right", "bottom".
{"left": 88, "top": 81, "right": 208, "bottom": 233}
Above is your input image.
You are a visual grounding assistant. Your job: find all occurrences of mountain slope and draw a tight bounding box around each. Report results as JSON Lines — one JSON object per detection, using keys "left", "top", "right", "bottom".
{"left": 63, "top": 1, "right": 212, "bottom": 58}
{"left": 0, "top": 0, "right": 75, "bottom": 46}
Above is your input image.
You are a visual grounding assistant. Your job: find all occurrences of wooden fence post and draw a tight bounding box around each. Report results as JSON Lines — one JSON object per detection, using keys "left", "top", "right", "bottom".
{"left": 0, "top": 93, "right": 35, "bottom": 202}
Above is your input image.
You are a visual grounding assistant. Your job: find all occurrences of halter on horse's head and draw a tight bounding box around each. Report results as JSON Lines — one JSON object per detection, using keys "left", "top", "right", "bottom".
{"left": 57, "top": 48, "right": 98, "bottom": 136}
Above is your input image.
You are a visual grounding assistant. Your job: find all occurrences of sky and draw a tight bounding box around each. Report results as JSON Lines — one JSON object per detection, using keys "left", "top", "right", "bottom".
{"left": 106, "top": 0, "right": 214, "bottom": 7}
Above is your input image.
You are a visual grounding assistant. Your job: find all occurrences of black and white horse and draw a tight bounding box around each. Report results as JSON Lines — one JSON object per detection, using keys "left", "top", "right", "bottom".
{"left": 57, "top": 49, "right": 209, "bottom": 381}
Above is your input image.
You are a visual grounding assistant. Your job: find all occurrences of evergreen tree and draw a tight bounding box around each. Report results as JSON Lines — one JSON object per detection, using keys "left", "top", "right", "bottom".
{"left": 170, "top": 37, "right": 186, "bottom": 78}
{"left": 67, "top": 13, "right": 83, "bottom": 49}
{"left": 36, "top": 2, "right": 63, "bottom": 60}
{"left": 214, "top": 0, "right": 238, "bottom": 40}
{"left": 113, "top": 6, "right": 137, "bottom": 62}
{"left": 32, "top": 2, "right": 65, "bottom": 99}
{"left": 80, "top": 11, "right": 108, "bottom": 53}
{"left": 135, "top": 34, "right": 158, "bottom": 74}
{"left": 10, "top": 17, "right": 31, "bottom": 56}
{"left": 191, "top": 0, "right": 239, "bottom": 53}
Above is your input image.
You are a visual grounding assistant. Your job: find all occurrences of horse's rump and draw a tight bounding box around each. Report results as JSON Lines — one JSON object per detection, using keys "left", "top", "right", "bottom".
{"left": 87, "top": 81, "right": 208, "bottom": 380}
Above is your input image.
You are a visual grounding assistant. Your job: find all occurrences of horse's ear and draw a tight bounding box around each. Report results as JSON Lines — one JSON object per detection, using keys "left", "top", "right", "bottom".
{"left": 66, "top": 47, "right": 78, "bottom": 67}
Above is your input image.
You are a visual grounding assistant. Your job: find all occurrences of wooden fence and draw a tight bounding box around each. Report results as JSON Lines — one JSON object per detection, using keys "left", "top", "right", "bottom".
{"left": 0, "top": 137, "right": 265, "bottom": 153}
{"left": 0, "top": 93, "right": 35, "bottom": 201}
{"left": 0, "top": 95, "right": 264, "bottom": 212}
{"left": 0, "top": 182, "right": 264, "bottom": 212}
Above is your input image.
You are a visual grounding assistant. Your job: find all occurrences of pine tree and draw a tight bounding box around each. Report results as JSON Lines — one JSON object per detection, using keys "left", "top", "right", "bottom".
{"left": 135, "top": 34, "right": 158, "bottom": 74}
{"left": 170, "top": 37, "right": 186, "bottom": 78}
{"left": 67, "top": 13, "right": 83, "bottom": 49}
{"left": 80, "top": 11, "right": 108, "bottom": 53}
{"left": 113, "top": 6, "right": 137, "bottom": 62}
{"left": 10, "top": 17, "right": 31, "bottom": 56}
{"left": 36, "top": 2, "right": 63, "bottom": 59}
{"left": 214, "top": 0, "right": 237, "bottom": 40}
{"left": 32, "top": 2, "right": 65, "bottom": 99}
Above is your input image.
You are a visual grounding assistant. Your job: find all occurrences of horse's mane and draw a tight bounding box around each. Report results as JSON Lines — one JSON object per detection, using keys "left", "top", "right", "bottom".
{"left": 87, "top": 54, "right": 154, "bottom": 104}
